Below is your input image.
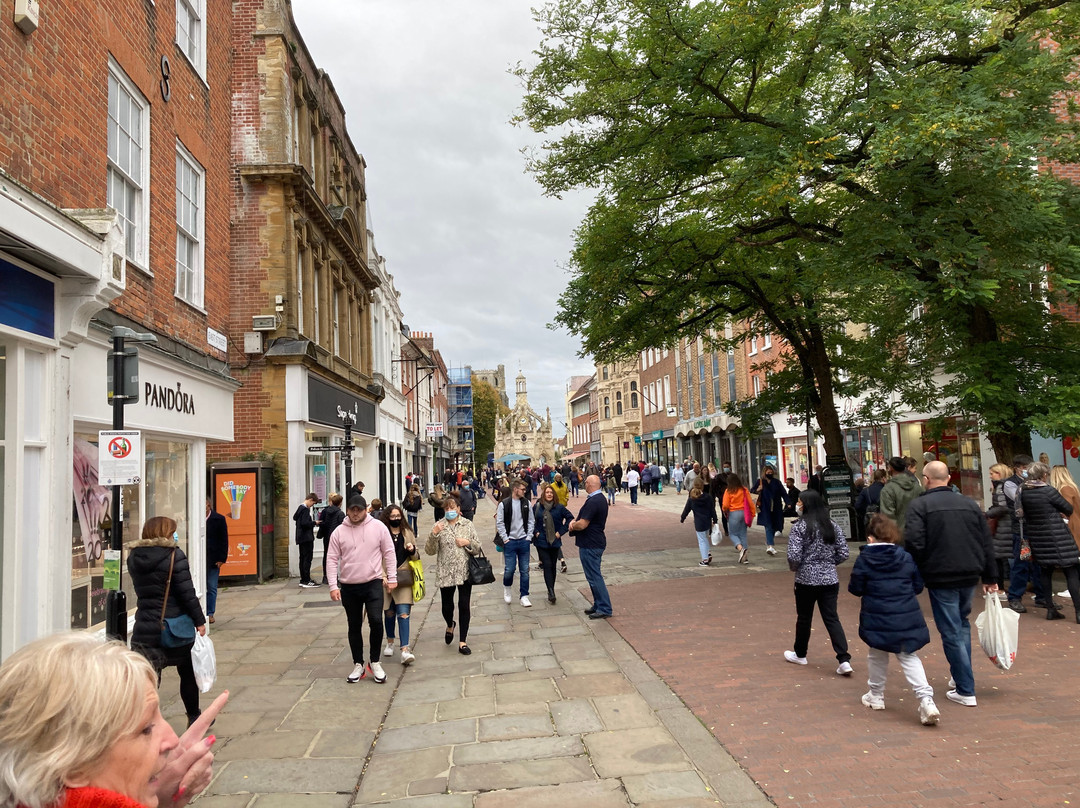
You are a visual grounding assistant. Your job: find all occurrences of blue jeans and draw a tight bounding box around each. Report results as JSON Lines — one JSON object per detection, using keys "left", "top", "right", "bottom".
{"left": 502, "top": 539, "right": 531, "bottom": 595}
{"left": 928, "top": 586, "right": 976, "bottom": 697}
{"left": 384, "top": 602, "right": 412, "bottom": 647}
{"left": 1007, "top": 532, "right": 1046, "bottom": 601}
{"left": 695, "top": 529, "right": 711, "bottom": 560}
{"left": 206, "top": 565, "right": 220, "bottom": 617}
{"left": 629, "top": 486, "right": 638, "bottom": 504}
{"left": 727, "top": 511, "right": 748, "bottom": 549}
{"left": 579, "top": 546, "right": 611, "bottom": 615}
{"left": 607, "top": 489, "right": 616, "bottom": 504}
{"left": 406, "top": 513, "right": 418, "bottom": 534}
{"left": 764, "top": 526, "right": 778, "bottom": 548}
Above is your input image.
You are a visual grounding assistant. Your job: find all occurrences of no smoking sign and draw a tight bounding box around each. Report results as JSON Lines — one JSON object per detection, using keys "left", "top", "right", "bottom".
{"left": 99, "top": 430, "right": 141, "bottom": 485}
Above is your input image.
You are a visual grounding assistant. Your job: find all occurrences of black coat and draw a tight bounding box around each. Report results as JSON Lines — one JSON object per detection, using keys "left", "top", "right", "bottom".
{"left": 848, "top": 543, "right": 930, "bottom": 654}
{"left": 1018, "top": 483, "right": 1077, "bottom": 567}
{"left": 293, "top": 503, "right": 315, "bottom": 544}
{"left": 985, "top": 480, "right": 1014, "bottom": 561}
{"left": 128, "top": 537, "right": 205, "bottom": 654}
{"left": 316, "top": 505, "right": 344, "bottom": 541}
{"left": 206, "top": 509, "right": 229, "bottom": 567}
{"left": 681, "top": 492, "right": 718, "bottom": 531}
{"left": 904, "top": 487, "right": 996, "bottom": 589}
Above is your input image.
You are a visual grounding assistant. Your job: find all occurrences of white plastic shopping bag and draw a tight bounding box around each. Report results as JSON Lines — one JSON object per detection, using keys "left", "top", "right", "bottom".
{"left": 975, "top": 591, "right": 1019, "bottom": 671}
{"left": 709, "top": 524, "right": 721, "bottom": 546}
{"left": 191, "top": 632, "right": 217, "bottom": 693}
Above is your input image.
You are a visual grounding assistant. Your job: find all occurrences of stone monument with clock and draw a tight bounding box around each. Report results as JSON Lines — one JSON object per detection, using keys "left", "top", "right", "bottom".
{"left": 493, "top": 371, "right": 555, "bottom": 465}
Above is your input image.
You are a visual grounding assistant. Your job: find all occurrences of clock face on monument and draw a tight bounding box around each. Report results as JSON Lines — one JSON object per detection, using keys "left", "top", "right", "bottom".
{"left": 519, "top": 416, "right": 528, "bottom": 426}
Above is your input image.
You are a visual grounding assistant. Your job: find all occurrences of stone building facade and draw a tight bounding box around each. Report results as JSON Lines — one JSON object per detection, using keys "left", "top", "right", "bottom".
{"left": 494, "top": 372, "right": 554, "bottom": 465}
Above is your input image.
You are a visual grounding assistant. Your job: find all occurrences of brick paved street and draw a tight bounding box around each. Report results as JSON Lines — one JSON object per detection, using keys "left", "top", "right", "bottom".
{"left": 606, "top": 493, "right": 1080, "bottom": 807}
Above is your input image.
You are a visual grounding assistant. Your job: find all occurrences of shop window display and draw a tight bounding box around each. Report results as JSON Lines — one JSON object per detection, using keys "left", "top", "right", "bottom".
{"left": 898, "top": 417, "right": 983, "bottom": 502}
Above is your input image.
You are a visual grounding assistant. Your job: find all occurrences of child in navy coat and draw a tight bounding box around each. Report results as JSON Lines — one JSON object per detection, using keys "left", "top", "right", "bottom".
{"left": 848, "top": 514, "right": 940, "bottom": 726}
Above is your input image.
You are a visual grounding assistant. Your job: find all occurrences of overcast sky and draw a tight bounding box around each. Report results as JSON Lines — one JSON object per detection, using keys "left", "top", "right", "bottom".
{"left": 290, "top": 0, "right": 595, "bottom": 437}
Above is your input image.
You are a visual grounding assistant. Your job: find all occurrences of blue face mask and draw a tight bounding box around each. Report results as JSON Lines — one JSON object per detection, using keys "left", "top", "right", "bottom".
{"left": 444, "top": 510, "right": 458, "bottom": 521}
{"left": 1021, "top": 469, "right": 1029, "bottom": 479}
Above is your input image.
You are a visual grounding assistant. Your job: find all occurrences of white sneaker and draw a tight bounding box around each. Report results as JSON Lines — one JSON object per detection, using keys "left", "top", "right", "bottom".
{"left": 861, "top": 691, "right": 885, "bottom": 710}
{"left": 919, "top": 697, "right": 940, "bottom": 725}
{"left": 1058, "top": 589, "right": 1073, "bottom": 599}
{"left": 520, "top": 595, "right": 532, "bottom": 607}
{"left": 400, "top": 649, "right": 415, "bottom": 666}
{"left": 346, "top": 663, "right": 366, "bottom": 683}
{"left": 946, "top": 689, "right": 977, "bottom": 707}
{"left": 784, "top": 650, "right": 807, "bottom": 665}
{"left": 948, "top": 677, "right": 955, "bottom": 689}
{"left": 369, "top": 661, "right": 387, "bottom": 684}
{"left": 836, "top": 661, "right": 854, "bottom": 676}
{"left": 766, "top": 546, "right": 777, "bottom": 556}
{"left": 383, "top": 643, "right": 395, "bottom": 657}
{"left": 504, "top": 586, "right": 513, "bottom": 604}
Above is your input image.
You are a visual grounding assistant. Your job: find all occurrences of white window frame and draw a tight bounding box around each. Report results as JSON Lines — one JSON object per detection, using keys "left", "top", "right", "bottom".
{"left": 753, "top": 375, "right": 761, "bottom": 397}
{"left": 174, "top": 141, "right": 205, "bottom": 309}
{"left": 107, "top": 60, "right": 151, "bottom": 271}
{"left": 748, "top": 336, "right": 758, "bottom": 356}
{"left": 763, "top": 333, "right": 772, "bottom": 350}
{"left": 176, "top": 0, "right": 207, "bottom": 78}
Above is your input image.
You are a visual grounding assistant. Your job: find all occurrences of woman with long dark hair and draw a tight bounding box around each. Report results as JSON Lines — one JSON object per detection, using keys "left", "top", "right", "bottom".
{"left": 784, "top": 490, "right": 853, "bottom": 674}
{"left": 381, "top": 504, "right": 420, "bottom": 664}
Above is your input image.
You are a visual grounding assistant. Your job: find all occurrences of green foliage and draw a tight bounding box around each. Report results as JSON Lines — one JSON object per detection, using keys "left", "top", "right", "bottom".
{"left": 518, "top": 0, "right": 1080, "bottom": 458}
{"left": 472, "top": 377, "right": 509, "bottom": 466}
{"left": 237, "top": 451, "right": 287, "bottom": 500}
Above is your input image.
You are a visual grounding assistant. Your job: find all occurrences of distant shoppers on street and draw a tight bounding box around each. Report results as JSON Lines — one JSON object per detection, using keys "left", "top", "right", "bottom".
{"left": 570, "top": 467, "right": 581, "bottom": 498}
{"left": 681, "top": 477, "right": 719, "bottom": 566}
{"left": 605, "top": 470, "right": 618, "bottom": 505}
{"left": 985, "top": 464, "right": 1015, "bottom": 591}
{"left": 751, "top": 464, "right": 786, "bottom": 556}
{"left": 293, "top": 492, "right": 319, "bottom": 588}
{"left": 550, "top": 474, "right": 570, "bottom": 506}
{"left": 783, "top": 477, "right": 801, "bottom": 518}
{"left": 403, "top": 484, "right": 423, "bottom": 534}
{"left": 904, "top": 461, "right": 997, "bottom": 707}
{"left": 640, "top": 463, "right": 652, "bottom": 497}
{"left": 712, "top": 463, "right": 731, "bottom": 541}
{"left": 722, "top": 473, "right": 755, "bottom": 563}
{"left": 457, "top": 482, "right": 477, "bottom": 522}
{"left": 626, "top": 466, "right": 640, "bottom": 505}
{"left": 571, "top": 474, "right": 612, "bottom": 619}
{"left": 534, "top": 484, "right": 572, "bottom": 603}
{"left": 328, "top": 496, "right": 397, "bottom": 684}
{"left": 807, "top": 465, "right": 824, "bottom": 495}
{"left": 880, "top": 457, "right": 922, "bottom": 536}
{"left": 672, "top": 464, "right": 685, "bottom": 493}
{"left": 1017, "top": 462, "right": 1080, "bottom": 622}
{"left": 848, "top": 514, "right": 939, "bottom": 725}
{"left": 855, "top": 469, "right": 886, "bottom": 535}
{"left": 429, "top": 483, "right": 447, "bottom": 522}
{"left": 784, "top": 490, "right": 852, "bottom": 674}
{"left": 381, "top": 505, "right": 420, "bottom": 665}
{"left": 425, "top": 490, "right": 481, "bottom": 655}
{"left": 316, "top": 493, "right": 344, "bottom": 586}
{"left": 205, "top": 496, "right": 229, "bottom": 623}
{"left": 1004, "top": 454, "right": 1046, "bottom": 612}
{"left": 649, "top": 461, "right": 662, "bottom": 494}
{"left": 497, "top": 478, "right": 536, "bottom": 607}
{"left": 685, "top": 462, "right": 700, "bottom": 491}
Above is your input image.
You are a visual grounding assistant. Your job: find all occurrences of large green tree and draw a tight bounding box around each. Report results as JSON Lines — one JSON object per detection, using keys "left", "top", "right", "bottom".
{"left": 472, "top": 377, "right": 508, "bottom": 466}
{"left": 518, "top": 0, "right": 1080, "bottom": 461}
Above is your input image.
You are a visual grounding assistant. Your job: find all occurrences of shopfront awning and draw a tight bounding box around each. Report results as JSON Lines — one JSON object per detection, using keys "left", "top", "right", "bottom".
{"left": 561, "top": 451, "right": 587, "bottom": 460}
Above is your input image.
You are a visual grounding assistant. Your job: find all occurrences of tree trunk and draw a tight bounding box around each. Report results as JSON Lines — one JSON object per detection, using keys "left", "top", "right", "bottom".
{"left": 987, "top": 430, "right": 1032, "bottom": 466}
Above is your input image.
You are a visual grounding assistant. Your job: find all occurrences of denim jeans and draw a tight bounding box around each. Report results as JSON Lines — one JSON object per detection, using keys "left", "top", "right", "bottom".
{"left": 384, "top": 602, "right": 412, "bottom": 647}
{"left": 206, "top": 565, "right": 220, "bottom": 616}
{"left": 1007, "top": 534, "right": 1046, "bottom": 601}
{"left": 695, "top": 529, "right": 711, "bottom": 560}
{"left": 406, "top": 512, "right": 418, "bottom": 534}
{"left": 764, "top": 526, "right": 778, "bottom": 548}
{"left": 502, "top": 539, "right": 531, "bottom": 595}
{"left": 629, "top": 486, "right": 638, "bottom": 505}
{"left": 727, "top": 511, "right": 748, "bottom": 548}
{"left": 607, "top": 489, "right": 616, "bottom": 504}
{"left": 579, "top": 546, "right": 611, "bottom": 615}
{"left": 927, "top": 586, "right": 975, "bottom": 697}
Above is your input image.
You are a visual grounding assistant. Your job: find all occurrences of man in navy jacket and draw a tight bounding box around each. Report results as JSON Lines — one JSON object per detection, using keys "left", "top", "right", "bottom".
{"left": 205, "top": 497, "right": 229, "bottom": 622}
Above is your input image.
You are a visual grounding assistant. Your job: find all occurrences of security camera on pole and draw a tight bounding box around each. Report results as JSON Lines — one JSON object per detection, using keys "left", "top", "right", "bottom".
{"left": 102, "top": 326, "right": 157, "bottom": 642}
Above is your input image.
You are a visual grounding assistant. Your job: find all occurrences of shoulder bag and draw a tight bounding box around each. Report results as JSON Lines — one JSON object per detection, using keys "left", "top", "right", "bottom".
{"left": 742, "top": 488, "right": 753, "bottom": 526}
{"left": 160, "top": 549, "right": 197, "bottom": 648}
{"left": 467, "top": 547, "right": 496, "bottom": 585}
{"left": 408, "top": 558, "right": 425, "bottom": 602}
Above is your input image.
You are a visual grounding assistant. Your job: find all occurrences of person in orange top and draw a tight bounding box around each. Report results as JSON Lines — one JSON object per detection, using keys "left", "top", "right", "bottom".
{"left": 722, "top": 473, "right": 756, "bottom": 564}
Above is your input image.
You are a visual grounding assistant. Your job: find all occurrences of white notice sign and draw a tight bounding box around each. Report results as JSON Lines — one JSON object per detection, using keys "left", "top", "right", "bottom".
{"left": 98, "top": 430, "right": 142, "bottom": 485}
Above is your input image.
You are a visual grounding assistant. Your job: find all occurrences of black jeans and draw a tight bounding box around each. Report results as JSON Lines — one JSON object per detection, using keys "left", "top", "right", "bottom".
{"left": 793, "top": 582, "right": 851, "bottom": 663}
{"left": 320, "top": 536, "right": 331, "bottom": 583}
{"left": 148, "top": 645, "right": 200, "bottom": 721}
{"left": 299, "top": 541, "right": 314, "bottom": 584}
{"left": 1039, "top": 563, "right": 1080, "bottom": 610}
{"left": 340, "top": 579, "right": 384, "bottom": 663}
{"left": 536, "top": 546, "right": 560, "bottom": 595}
{"left": 440, "top": 583, "right": 473, "bottom": 642}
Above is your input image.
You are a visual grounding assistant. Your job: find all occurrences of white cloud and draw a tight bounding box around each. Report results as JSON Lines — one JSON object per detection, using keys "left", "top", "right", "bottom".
{"left": 291, "top": 0, "right": 595, "bottom": 436}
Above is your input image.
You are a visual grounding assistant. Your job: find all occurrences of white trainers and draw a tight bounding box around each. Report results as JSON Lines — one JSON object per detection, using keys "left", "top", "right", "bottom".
{"left": 766, "top": 546, "right": 777, "bottom": 556}
{"left": 346, "top": 663, "right": 366, "bottom": 683}
{"left": 946, "top": 689, "right": 976, "bottom": 706}
{"left": 861, "top": 691, "right": 885, "bottom": 710}
{"left": 784, "top": 650, "right": 807, "bottom": 665}
{"left": 520, "top": 595, "right": 532, "bottom": 607}
{"left": 836, "top": 661, "right": 854, "bottom": 676}
{"left": 383, "top": 642, "right": 395, "bottom": 657}
{"left": 400, "top": 649, "right": 415, "bottom": 666}
{"left": 369, "top": 661, "right": 387, "bottom": 684}
{"left": 503, "top": 586, "right": 513, "bottom": 604}
{"left": 919, "top": 697, "right": 940, "bottom": 725}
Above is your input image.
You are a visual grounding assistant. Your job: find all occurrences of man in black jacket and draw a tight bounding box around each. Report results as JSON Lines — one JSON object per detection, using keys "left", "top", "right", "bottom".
{"left": 205, "top": 497, "right": 229, "bottom": 623}
{"left": 293, "top": 492, "right": 319, "bottom": 588}
{"left": 317, "top": 493, "right": 345, "bottom": 585}
{"left": 904, "top": 461, "right": 997, "bottom": 708}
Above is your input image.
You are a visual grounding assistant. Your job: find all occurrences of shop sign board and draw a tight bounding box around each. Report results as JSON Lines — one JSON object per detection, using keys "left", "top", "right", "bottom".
{"left": 98, "top": 430, "right": 141, "bottom": 485}
{"left": 308, "top": 374, "right": 376, "bottom": 434}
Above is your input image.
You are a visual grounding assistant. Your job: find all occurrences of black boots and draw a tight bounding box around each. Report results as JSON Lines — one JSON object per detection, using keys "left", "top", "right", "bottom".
{"left": 547, "top": 588, "right": 556, "bottom": 604}
{"left": 1047, "top": 604, "right": 1065, "bottom": 620}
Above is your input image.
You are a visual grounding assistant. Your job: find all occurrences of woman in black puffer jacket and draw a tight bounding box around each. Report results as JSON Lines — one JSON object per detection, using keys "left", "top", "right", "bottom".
{"left": 129, "top": 515, "right": 207, "bottom": 724}
{"left": 1016, "top": 462, "right": 1080, "bottom": 622}
{"left": 985, "top": 463, "right": 1015, "bottom": 590}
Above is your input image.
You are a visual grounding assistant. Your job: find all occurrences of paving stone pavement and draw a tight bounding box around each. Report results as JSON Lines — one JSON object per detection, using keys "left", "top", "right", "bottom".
{"left": 166, "top": 493, "right": 774, "bottom": 807}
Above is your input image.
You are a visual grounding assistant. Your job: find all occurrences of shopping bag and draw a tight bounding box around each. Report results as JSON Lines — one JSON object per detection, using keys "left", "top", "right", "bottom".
{"left": 710, "top": 524, "right": 721, "bottom": 546}
{"left": 975, "top": 591, "right": 1019, "bottom": 671}
{"left": 467, "top": 548, "right": 496, "bottom": 585}
{"left": 408, "top": 558, "right": 425, "bottom": 602}
{"left": 191, "top": 632, "right": 217, "bottom": 693}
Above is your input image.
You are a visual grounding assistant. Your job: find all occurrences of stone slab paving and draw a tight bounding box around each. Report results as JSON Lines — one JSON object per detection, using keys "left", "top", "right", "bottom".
{"left": 170, "top": 495, "right": 766, "bottom": 806}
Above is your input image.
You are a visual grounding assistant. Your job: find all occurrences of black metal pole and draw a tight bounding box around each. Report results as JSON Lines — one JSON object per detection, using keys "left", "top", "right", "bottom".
{"left": 105, "top": 333, "right": 127, "bottom": 642}
{"left": 342, "top": 414, "right": 354, "bottom": 492}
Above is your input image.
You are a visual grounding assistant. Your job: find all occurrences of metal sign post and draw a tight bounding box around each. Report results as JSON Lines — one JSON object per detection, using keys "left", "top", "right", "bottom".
{"left": 308, "top": 412, "right": 356, "bottom": 492}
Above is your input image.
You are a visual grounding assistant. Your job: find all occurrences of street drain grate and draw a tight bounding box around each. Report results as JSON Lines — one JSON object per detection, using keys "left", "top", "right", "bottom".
{"left": 302, "top": 601, "right": 340, "bottom": 608}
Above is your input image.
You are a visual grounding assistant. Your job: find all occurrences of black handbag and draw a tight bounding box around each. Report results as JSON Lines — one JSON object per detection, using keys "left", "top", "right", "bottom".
{"left": 160, "top": 549, "right": 197, "bottom": 648}
{"left": 467, "top": 548, "right": 496, "bottom": 585}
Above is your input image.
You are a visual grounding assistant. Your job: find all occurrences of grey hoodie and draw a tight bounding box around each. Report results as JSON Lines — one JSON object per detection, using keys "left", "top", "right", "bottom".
{"left": 880, "top": 472, "right": 923, "bottom": 536}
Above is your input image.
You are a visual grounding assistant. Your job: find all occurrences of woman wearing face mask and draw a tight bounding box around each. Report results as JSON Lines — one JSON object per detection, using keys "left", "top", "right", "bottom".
{"left": 381, "top": 505, "right": 421, "bottom": 665}
{"left": 425, "top": 491, "right": 481, "bottom": 655}
{"left": 533, "top": 484, "right": 573, "bottom": 603}
{"left": 751, "top": 465, "right": 787, "bottom": 556}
